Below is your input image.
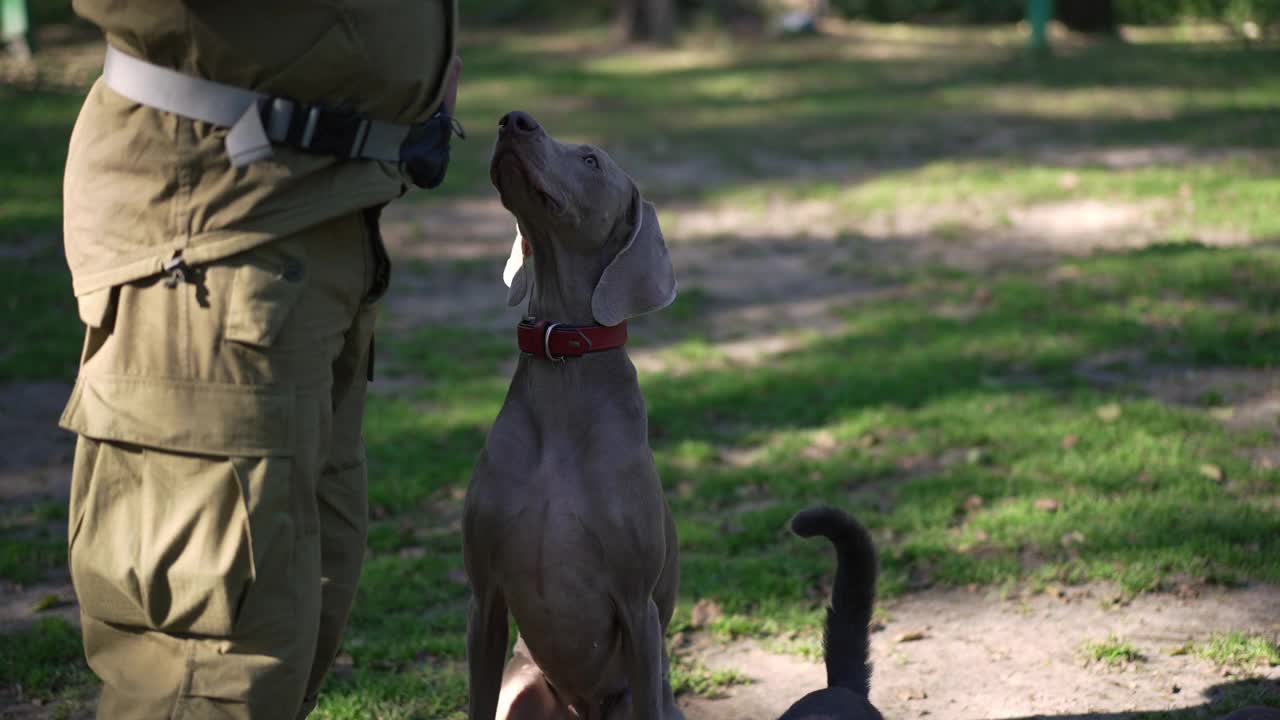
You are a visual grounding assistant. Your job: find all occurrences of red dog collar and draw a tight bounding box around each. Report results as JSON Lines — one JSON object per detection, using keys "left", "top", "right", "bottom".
{"left": 517, "top": 319, "right": 628, "bottom": 361}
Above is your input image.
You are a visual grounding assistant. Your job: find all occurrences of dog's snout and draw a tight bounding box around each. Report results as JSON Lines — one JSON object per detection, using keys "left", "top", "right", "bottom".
{"left": 499, "top": 111, "right": 541, "bottom": 136}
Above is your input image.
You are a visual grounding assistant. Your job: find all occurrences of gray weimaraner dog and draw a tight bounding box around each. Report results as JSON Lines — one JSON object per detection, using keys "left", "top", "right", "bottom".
{"left": 463, "top": 110, "right": 683, "bottom": 720}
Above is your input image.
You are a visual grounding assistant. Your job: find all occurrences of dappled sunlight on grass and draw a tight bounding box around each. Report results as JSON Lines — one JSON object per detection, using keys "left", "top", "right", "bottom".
{"left": 949, "top": 85, "right": 1195, "bottom": 120}
{"left": 947, "top": 81, "right": 1280, "bottom": 119}
{"left": 335, "top": 242, "right": 1280, "bottom": 717}
{"left": 693, "top": 156, "right": 1280, "bottom": 240}
{"left": 4, "top": 21, "right": 1280, "bottom": 717}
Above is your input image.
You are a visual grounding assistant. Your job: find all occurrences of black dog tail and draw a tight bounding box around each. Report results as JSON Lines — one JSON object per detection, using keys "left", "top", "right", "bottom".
{"left": 790, "top": 505, "right": 878, "bottom": 698}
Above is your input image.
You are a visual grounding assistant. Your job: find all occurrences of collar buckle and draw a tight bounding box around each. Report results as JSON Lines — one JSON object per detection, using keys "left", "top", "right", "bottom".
{"left": 542, "top": 322, "right": 564, "bottom": 363}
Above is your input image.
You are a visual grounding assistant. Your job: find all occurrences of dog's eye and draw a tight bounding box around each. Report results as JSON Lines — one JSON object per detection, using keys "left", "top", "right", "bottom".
{"left": 583, "top": 155, "right": 599, "bottom": 168}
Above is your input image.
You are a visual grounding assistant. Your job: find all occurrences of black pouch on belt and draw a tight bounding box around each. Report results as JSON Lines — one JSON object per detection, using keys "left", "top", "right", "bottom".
{"left": 400, "top": 111, "right": 466, "bottom": 189}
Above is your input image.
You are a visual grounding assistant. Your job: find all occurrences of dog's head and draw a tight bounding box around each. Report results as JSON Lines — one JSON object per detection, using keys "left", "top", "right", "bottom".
{"left": 490, "top": 110, "right": 676, "bottom": 327}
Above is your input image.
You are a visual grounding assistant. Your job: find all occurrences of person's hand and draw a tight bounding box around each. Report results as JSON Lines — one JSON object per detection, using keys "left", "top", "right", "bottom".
{"left": 442, "top": 54, "right": 462, "bottom": 116}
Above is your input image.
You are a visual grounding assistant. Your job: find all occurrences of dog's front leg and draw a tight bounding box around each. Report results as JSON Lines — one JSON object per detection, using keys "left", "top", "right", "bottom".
{"left": 468, "top": 585, "right": 510, "bottom": 720}
{"left": 619, "top": 598, "right": 681, "bottom": 720}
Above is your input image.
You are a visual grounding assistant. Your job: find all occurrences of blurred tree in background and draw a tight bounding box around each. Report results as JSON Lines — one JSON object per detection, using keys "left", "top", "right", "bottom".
{"left": 451, "top": 0, "right": 1275, "bottom": 38}
{"left": 1057, "top": 0, "right": 1119, "bottom": 34}
{"left": 18, "top": 0, "right": 1279, "bottom": 39}
{"left": 616, "top": 0, "right": 677, "bottom": 43}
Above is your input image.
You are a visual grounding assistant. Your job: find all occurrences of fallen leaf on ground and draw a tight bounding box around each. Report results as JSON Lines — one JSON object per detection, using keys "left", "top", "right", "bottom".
{"left": 31, "top": 594, "right": 64, "bottom": 612}
{"left": 1034, "top": 498, "right": 1060, "bottom": 512}
{"left": 1052, "top": 265, "right": 1083, "bottom": 281}
{"left": 333, "top": 653, "right": 355, "bottom": 679}
{"left": 802, "top": 430, "right": 839, "bottom": 459}
{"left": 1209, "top": 407, "right": 1236, "bottom": 421}
{"left": 1199, "top": 463, "right": 1225, "bottom": 482}
{"left": 854, "top": 433, "right": 879, "bottom": 448}
{"left": 963, "top": 494, "right": 984, "bottom": 511}
{"left": 1096, "top": 404, "right": 1122, "bottom": 423}
{"left": 1061, "top": 434, "right": 1080, "bottom": 449}
{"left": 894, "top": 630, "right": 928, "bottom": 643}
{"left": 690, "top": 598, "right": 723, "bottom": 629}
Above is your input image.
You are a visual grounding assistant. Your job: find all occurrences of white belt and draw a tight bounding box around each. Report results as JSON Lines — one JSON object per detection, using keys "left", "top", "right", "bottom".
{"left": 101, "top": 45, "right": 411, "bottom": 167}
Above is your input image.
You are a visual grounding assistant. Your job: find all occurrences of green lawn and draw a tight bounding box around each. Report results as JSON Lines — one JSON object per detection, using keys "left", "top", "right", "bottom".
{"left": 1, "top": 21, "right": 1278, "bottom": 720}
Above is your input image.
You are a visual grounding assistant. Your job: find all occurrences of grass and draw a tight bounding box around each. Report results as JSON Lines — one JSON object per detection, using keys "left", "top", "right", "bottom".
{"left": 0, "top": 88, "right": 78, "bottom": 246}
{"left": 0, "top": 618, "right": 94, "bottom": 709}
{"left": 1, "top": 20, "right": 1279, "bottom": 718}
{"left": 1191, "top": 632, "right": 1280, "bottom": 668}
{"left": 1085, "top": 635, "right": 1148, "bottom": 667}
{"left": 0, "top": 501, "right": 68, "bottom": 585}
{"left": 0, "top": 87, "right": 82, "bottom": 382}
{"left": 669, "top": 657, "right": 752, "bottom": 698}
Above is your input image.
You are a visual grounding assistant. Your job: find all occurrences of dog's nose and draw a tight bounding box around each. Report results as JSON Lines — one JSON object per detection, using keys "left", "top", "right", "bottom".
{"left": 499, "top": 111, "right": 540, "bottom": 136}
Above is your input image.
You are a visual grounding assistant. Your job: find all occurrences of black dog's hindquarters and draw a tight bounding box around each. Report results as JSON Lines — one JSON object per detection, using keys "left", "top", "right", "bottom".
{"left": 778, "top": 506, "right": 884, "bottom": 720}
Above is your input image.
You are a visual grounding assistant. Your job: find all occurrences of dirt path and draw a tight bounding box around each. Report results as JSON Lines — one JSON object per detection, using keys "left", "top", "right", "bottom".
{"left": 678, "top": 583, "right": 1280, "bottom": 719}
{"left": 0, "top": 382, "right": 75, "bottom": 507}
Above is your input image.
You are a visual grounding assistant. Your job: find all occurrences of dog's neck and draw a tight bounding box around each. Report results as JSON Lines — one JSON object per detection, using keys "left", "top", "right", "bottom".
{"left": 521, "top": 222, "right": 622, "bottom": 327}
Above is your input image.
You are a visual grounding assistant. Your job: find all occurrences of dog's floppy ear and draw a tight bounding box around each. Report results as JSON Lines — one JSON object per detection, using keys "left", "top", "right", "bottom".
{"left": 503, "top": 225, "right": 531, "bottom": 307}
{"left": 591, "top": 193, "right": 676, "bottom": 327}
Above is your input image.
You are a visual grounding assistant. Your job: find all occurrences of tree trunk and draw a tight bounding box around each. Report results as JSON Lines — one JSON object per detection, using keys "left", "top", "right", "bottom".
{"left": 1057, "top": 0, "right": 1118, "bottom": 34}
{"left": 616, "top": 0, "right": 675, "bottom": 45}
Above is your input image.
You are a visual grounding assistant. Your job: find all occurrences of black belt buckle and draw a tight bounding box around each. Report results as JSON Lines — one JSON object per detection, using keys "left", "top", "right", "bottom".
{"left": 298, "top": 105, "right": 371, "bottom": 159}
{"left": 262, "top": 98, "right": 371, "bottom": 159}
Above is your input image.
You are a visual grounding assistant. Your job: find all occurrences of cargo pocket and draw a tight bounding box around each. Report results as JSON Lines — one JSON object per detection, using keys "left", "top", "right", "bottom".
{"left": 61, "top": 364, "right": 298, "bottom": 638}
{"left": 224, "top": 238, "right": 309, "bottom": 348}
{"left": 69, "top": 444, "right": 292, "bottom": 637}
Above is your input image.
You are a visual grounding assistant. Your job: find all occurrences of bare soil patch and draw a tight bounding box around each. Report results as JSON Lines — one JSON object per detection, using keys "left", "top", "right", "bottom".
{"left": 0, "top": 382, "right": 74, "bottom": 504}
{"left": 1140, "top": 369, "right": 1280, "bottom": 435}
{"left": 679, "top": 583, "right": 1280, "bottom": 720}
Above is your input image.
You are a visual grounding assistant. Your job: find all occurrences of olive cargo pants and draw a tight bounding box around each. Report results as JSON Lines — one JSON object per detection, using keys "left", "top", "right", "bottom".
{"left": 59, "top": 210, "right": 388, "bottom": 718}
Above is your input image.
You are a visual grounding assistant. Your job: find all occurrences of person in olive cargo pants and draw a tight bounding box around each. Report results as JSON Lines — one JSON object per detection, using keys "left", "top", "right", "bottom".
{"left": 57, "top": 2, "right": 460, "bottom": 717}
